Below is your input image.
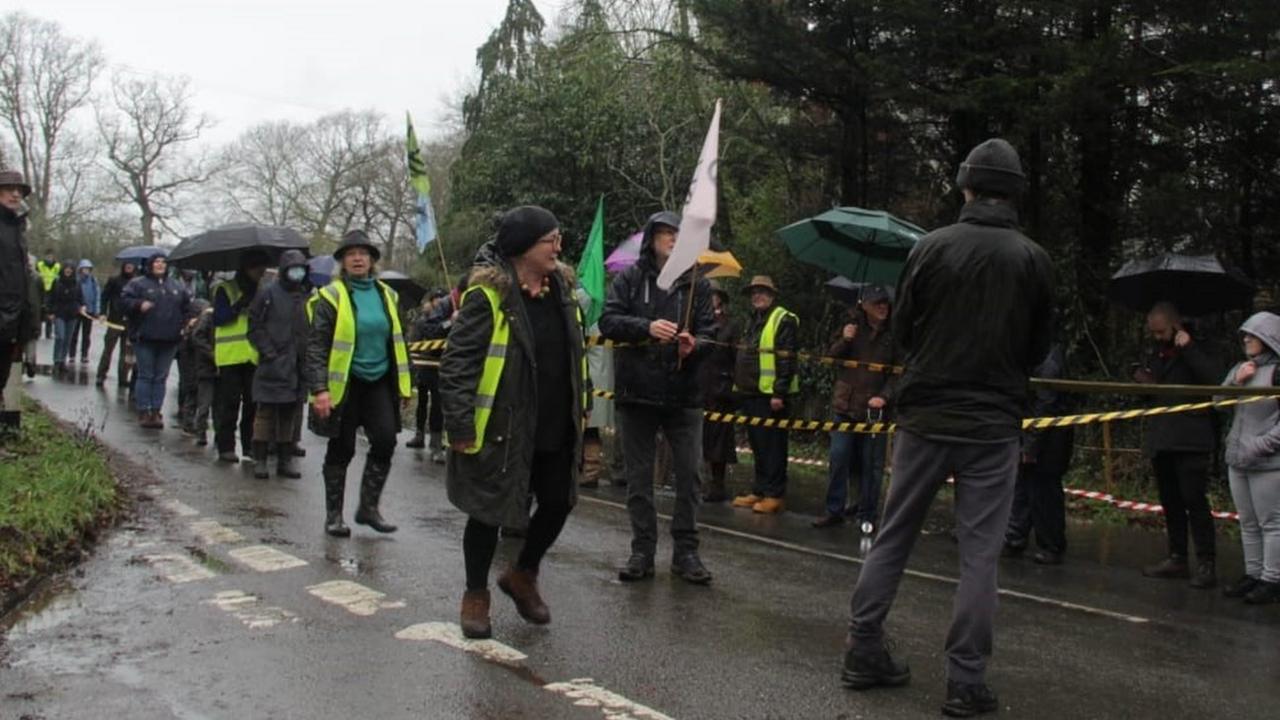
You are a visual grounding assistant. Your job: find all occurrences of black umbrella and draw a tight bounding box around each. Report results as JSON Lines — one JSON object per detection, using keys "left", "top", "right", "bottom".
{"left": 1108, "top": 253, "right": 1254, "bottom": 316}
{"left": 169, "top": 223, "right": 309, "bottom": 272}
{"left": 825, "top": 276, "right": 896, "bottom": 307}
{"left": 379, "top": 270, "right": 426, "bottom": 308}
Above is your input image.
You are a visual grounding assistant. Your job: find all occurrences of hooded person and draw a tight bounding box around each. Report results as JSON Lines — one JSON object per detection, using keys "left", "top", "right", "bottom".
{"left": 67, "top": 259, "right": 100, "bottom": 364}
{"left": 211, "top": 248, "right": 271, "bottom": 463}
{"left": 440, "top": 206, "right": 590, "bottom": 640}
{"left": 36, "top": 250, "right": 59, "bottom": 339}
{"left": 97, "top": 260, "right": 138, "bottom": 387}
{"left": 0, "top": 169, "right": 32, "bottom": 402}
{"left": 48, "top": 260, "right": 85, "bottom": 373}
{"left": 120, "top": 253, "right": 193, "bottom": 428}
{"left": 246, "top": 249, "right": 311, "bottom": 479}
{"left": 598, "top": 210, "right": 717, "bottom": 585}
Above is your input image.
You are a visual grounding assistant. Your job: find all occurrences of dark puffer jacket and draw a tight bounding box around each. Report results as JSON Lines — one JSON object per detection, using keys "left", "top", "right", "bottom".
{"left": 49, "top": 271, "right": 84, "bottom": 320}
{"left": 248, "top": 250, "right": 310, "bottom": 404}
{"left": 0, "top": 205, "right": 30, "bottom": 343}
{"left": 120, "top": 256, "right": 193, "bottom": 343}
{"left": 598, "top": 211, "right": 716, "bottom": 408}
{"left": 440, "top": 241, "right": 588, "bottom": 530}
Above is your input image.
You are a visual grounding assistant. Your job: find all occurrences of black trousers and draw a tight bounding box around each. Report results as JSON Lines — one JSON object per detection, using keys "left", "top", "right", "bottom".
{"left": 324, "top": 374, "right": 399, "bottom": 468}
{"left": 742, "top": 395, "right": 789, "bottom": 498}
{"left": 463, "top": 447, "right": 575, "bottom": 590}
{"left": 413, "top": 369, "right": 443, "bottom": 434}
{"left": 1153, "top": 452, "right": 1216, "bottom": 560}
{"left": 66, "top": 316, "right": 92, "bottom": 359}
{"left": 0, "top": 339, "right": 15, "bottom": 400}
{"left": 96, "top": 327, "right": 129, "bottom": 384}
{"left": 214, "top": 362, "right": 256, "bottom": 454}
{"left": 1006, "top": 428, "right": 1074, "bottom": 554}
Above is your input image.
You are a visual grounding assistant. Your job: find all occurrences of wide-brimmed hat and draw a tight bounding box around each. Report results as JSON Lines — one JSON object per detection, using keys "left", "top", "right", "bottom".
{"left": 0, "top": 169, "right": 32, "bottom": 197}
{"left": 742, "top": 275, "right": 779, "bottom": 295}
{"left": 333, "top": 229, "right": 381, "bottom": 261}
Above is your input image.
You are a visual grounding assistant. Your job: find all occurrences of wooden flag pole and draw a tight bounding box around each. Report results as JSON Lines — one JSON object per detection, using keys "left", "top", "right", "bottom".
{"left": 676, "top": 261, "right": 700, "bottom": 371}
{"left": 434, "top": 233, "right": 450, "bottom": 286}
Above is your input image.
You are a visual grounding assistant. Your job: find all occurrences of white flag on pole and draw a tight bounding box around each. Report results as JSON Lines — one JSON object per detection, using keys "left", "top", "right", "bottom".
{"left": 657, "top": 99, "right": 722, "bottom": 291}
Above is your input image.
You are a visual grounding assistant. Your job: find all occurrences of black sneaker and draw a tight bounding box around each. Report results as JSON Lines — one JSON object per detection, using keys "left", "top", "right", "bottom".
{"left": 841, "top": 638, "right": 910, "bottom": 690}
{"left": 617, "top": 553, "right": 655, "bottom": 582}
{"left": 942, "top": 680, "right": 998, "bottom": 717}
{"left": 1244, "top": 580, "right": 1280, "bottom": 605}
{"left": 671, "top": 553, "right": 712, "bottom": 585}
{"left": 1223, "top": 574, "right": 1261, "bottom": 599}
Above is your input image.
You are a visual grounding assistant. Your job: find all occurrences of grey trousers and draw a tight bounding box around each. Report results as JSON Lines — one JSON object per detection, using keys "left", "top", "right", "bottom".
{"left": 1228, "top": 467, "right": 1280, "bottom": 583}
{"left": 617, "top": 404, "right": 703, "bottom": 557}
{"left": 848, "top": 429, "right": 1019, "bottom": 684}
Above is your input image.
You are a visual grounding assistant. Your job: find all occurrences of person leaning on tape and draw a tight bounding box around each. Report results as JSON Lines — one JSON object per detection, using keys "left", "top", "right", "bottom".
{"left": 841, "top": 138, "right": 1055, "bottom": 718}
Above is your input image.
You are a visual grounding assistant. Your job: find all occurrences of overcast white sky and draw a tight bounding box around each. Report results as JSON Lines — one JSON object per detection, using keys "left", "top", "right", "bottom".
{"left": 17, "top": 0, "right": 569, "bottom": 144}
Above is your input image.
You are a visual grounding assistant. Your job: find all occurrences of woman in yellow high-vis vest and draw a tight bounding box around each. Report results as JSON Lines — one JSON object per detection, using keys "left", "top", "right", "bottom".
{"left": 305, "top": 230, "right": 412, "bottom": 538}
{"left": 440, "top": 206, "right": 590, "bottom": 640}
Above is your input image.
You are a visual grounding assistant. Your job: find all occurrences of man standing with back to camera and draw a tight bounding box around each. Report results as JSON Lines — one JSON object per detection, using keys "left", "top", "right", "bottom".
{"left": 840, "top": 138, "right": 1055, "bottom": 718}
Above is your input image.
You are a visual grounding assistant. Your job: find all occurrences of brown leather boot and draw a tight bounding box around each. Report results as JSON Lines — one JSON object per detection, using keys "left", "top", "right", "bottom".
{"left": 580, "top": 436, "right": 602, "bottom": 488}
{"left": 460, "top": 589, "right": 492, "bottom": 639}
{"left": 497, "top": 567, "right": 550, "bottom": 625}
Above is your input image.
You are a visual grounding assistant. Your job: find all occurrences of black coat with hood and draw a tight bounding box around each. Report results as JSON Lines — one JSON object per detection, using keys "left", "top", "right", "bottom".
{"left": 100, "top": 266, "right": 137, "bottom": 325}
{"left": 440, "top": 241, "right": 589, "bottom": 530}
{"left": 120, "top": 255, "right": 193, "bottom": 344}
{"left": 1137, "top": 329, "right": 1222, "bottom": 458}
{"left": 892, "top": 199, "right": 1055, "bottom": 442}
{"left": 0, "top": 203, "right": 31, "bottom": 344}
{"left": 248, "top": 250, "right": 310, "bottom": 404}
{"left": 49, "top": 268, "right": 84, "bottom": 320}
{"left": 598, "top": 211, "right": 716, "bottom": 408}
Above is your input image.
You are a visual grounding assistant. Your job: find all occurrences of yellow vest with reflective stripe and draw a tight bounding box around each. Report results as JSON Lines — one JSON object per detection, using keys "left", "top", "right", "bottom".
{"left": 759, "top": 305, "right": 799, "bottom": 395}
{"left": 456, "top": 285, "right": 510, "bottom": 454}
{"left": 213, "top": 281, "right": 259, "bottom": 367}
{"left": 317, "top": 279, "right": 412, "bottom": 407}
{"left": 37, "top": 261, "right": 60, "bottom": 292}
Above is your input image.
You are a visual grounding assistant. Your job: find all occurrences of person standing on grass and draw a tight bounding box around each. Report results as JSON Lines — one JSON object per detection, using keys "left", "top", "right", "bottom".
{"left": 1219, "top": 311, "right": 1280, "bottom": 605}
{"left": 0, "top": 170, "right": 34, "bottom": 409}
{"left": 842, "top": 138, "right": 1054, "bottom": 718}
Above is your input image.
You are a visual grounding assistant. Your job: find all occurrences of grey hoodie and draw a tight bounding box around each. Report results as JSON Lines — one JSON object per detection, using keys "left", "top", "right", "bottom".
{"left": 1222, "top": 311, "right": 1280, "bottom": 470}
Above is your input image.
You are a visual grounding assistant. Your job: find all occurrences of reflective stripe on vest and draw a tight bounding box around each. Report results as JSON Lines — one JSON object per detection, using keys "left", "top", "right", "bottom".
{"left": 317, "top": 279, "right": 412, "bottom": 407}
{"left": 759, "top": 305, "right": 799, "bottom": 395}
{"left": 575, "top": 305, "right": 589, "bottom": 414}
{"left": 456, "top": 285, "right": 510, "bottom": 455}
{"left": 213, "top": 281, "right": 260, "bottom": 367}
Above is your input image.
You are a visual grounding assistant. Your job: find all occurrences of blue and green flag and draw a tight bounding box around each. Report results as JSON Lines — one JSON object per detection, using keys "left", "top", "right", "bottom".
{"left": 406, "top": 112, "right": 438, "bottom": 252}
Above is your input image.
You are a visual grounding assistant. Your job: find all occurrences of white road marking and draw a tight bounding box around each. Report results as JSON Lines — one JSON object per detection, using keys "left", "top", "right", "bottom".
{"left": 228, "top": 545, "right": 308, "bottom": 573}
{"left": 205, "top": 590, "right": 297, "bottom": 629}
{"left": 307, "top": 580, "right": 406, "bottom": 616}
{"left": 395, "top": 622, "right": 527, "bottom": 665}
{"left": 543, "top": 679, "right": 675, "bottom": 720}
{"left": 579, "top": 495, "right": 1152, "bottom": 625}
{"left": 189, "top": 519, "right": 244, "bottom": 546}
{"left": 143, "top": 553, "right": 216, "bottom": 584}
{"left": 159, "top": 498, "right": 200, "bottom": 517}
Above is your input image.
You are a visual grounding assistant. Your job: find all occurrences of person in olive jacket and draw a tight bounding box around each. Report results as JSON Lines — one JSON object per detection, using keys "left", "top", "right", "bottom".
{"left": 247, "top": 249, "right": 310, "bottom": 479}
{"left": 441, "top": 206, "right": 589, "bottom": 641}
{"left": 0, "top": 170, "right": 33, "bottom": 405}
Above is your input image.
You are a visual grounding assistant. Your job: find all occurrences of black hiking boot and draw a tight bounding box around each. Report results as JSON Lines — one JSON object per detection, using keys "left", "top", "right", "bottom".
{"left": 841, "top": 638, "right": 911, "bottom": 690}
{"left": 942, "top": 680, "right": 999, "bottom": 717}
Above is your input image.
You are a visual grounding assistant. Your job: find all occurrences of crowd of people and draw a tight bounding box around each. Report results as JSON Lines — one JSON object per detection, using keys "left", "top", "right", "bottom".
{"left": 2, "top": 132, "right": 1279, "bottom": 717}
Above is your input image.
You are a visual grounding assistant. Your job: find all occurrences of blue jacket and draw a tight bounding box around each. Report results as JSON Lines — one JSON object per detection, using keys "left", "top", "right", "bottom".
{"left": 121, "top": 274, "right": 192, "bottom": 343}
{"left": 78, "top": 271, "right": 100, "bottom": 315}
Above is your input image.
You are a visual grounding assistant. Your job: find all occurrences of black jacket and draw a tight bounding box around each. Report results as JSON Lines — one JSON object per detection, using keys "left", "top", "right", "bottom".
{"left": 892, "top": 199, "right": 1055, "bottom": 442}
{"left": 101, "top": 271, "right": 136, "bottom": 325}
{"left": 248, "top": 260, "right": 310, "bottom": 405}
{"left": 699, "top": 312, "right": 740, "bottom": 408}
{"left": 733, "top": 304, "right": 800, "bottom": 399}
{"left": 1023, "top": 343, "right": 1073, "bottom": 464}
{"left": 1138, "top": 336, "right": 1221, "bottom": 458}
{"left": 49, "top": 274, "right": 84, "bottom": 320}
{"left": 0, "top": 205, "right": 30, "bottom": 343}
{"left": 599, "top": 212, "right": 716, "bottom": 408}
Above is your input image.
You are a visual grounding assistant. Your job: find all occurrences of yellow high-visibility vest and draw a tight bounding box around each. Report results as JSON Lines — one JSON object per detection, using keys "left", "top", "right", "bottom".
{"left": 36, "top": 261, "right": 60, "bottom": 292}
{"left": 758, "top": 305, "right": 799, "bottom": 395}
{"left": 212, "top": 281, "right": 259, "bottom": 367}
{"left": 316, "top": 279, "right": 412, "bottom": 407}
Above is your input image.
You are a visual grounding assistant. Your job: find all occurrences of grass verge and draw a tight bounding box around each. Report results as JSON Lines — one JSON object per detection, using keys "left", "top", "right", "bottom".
{"left": 0, "top": 400, "right": 119, "bottom": 606}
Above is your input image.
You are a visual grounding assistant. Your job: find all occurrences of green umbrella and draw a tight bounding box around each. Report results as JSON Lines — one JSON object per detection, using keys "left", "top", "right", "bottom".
{"left": 777, "top": 207, "right": 927, "bottom": 284}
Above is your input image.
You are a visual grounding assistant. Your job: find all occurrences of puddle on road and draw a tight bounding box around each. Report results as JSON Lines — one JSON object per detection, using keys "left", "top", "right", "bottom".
{"left": 2, "top": 583, "right": 82, "bottom": 637}
{"left": 184, "top": 545, "right": 232, "bottom": 574}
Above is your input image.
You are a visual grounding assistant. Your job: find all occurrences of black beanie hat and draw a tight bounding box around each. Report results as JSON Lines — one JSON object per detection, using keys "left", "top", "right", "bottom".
{"left": 497, "top": 205, "right": 559, "bottom": 257}
{"left": 955, "top": 138, "right": 1027, "bottom": 198}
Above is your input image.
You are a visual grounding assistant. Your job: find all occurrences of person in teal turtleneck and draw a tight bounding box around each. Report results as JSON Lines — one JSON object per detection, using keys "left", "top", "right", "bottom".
{"left": 305, "top": 229, "right": 412, "bottom": 538}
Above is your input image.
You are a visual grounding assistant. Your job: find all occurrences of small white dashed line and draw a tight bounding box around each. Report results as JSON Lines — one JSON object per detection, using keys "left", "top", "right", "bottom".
{"left": 189, "top": 520, "right": 245, "bottom": 546}
{"left": 307, "top": 580, "right": 406, "bottom": 616}
{"left": 395, "top": 622, "right": 528, "bottom": 665}
{"left": 205, "top": 590, "right": 297, "bottom": 629}
{"left": 143, "top": 553, "right": 217, "bottom": 584}
{"left": 543, "top": 679, "right": 676, "bottom": 720}
{"left": 228, "top": 545, "right": 308, "bottom": 573}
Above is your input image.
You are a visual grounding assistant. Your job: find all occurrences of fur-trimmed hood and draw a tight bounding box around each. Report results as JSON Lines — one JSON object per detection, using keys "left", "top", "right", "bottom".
{"left": 465, "top": 240, "right": 577, "bottom": 297}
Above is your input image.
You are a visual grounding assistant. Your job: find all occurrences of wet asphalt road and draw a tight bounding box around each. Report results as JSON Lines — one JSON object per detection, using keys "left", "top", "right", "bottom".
{"left": 2, "top": 334, "right": 1279, "bottom": 719}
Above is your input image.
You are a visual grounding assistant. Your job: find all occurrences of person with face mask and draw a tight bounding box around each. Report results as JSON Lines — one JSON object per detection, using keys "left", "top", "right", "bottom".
{"left": 211, "top": 249, "right": 270, "bottom": 463}
{"left": 246, "top": 250, "right": 311, "bottom": 479}
{"left": 97, "top": 261, "right": 138, "bottom": 388}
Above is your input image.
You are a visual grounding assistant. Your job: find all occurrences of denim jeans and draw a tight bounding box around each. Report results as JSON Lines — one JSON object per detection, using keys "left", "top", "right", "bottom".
{"left": 824, "top": 412, "right": 888, "bottom": 520}
{"left": 52, "top": 316, "right": 77, "bottom": 366}
{"left": 134, "top": 341, "right": 179, "bottom": 413}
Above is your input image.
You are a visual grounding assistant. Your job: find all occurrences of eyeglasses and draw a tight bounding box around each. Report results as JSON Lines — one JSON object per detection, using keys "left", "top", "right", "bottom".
{"left": 538, "top": 232, "right": 563, "bottom": 247}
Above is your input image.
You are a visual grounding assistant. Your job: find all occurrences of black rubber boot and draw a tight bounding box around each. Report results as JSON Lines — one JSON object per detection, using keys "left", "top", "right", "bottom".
{"left": 252, "top": 442, "right": 270, "bottom": 479}
{"left": 354, "top": 460, "right": 397, "bottom": 533}
{"left": 322, "top": 464, "right": 351, "bottom": 538}
{"left": 276, "top": 443, "right": 302, "bottom": 479}
{"left": 405, "top": 431, "right": 426, "bottom": 449}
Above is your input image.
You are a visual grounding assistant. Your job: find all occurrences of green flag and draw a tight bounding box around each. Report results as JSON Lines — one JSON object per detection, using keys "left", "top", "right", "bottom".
{"left": 577, "top": 196, "right": 606, "bottom": 328}
{"left": 406, "top": 112, "right": 437, "bottom": 251}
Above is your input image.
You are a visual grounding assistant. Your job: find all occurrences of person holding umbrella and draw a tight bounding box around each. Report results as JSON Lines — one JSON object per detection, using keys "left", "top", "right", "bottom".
{"left": 120, "top": 253, "right": 192, "bottom": 429}
{"left": 306, "top": 230, "right": 412, "bottom": 537}
{"left": 96, "top": 261, "right": 138, "bottom": 388}
{"left": 441, "top": 206, "right": 590, "bottom": 639}
{"left": 247, "top": 250, "right": 310, "bottom": 479}
{"left": 211, "top": 249, "right": 269, "bottom": 463}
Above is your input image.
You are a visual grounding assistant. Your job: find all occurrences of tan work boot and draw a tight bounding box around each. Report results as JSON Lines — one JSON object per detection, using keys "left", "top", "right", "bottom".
{"left": 732, "top": 493, "right": 762, "bottom": 508}
{"left": 580, "top": 436, "right": 602, "bottom": 488}
{"left": 752, "top": 497, "right": 785, "bottom": 514}
{"left": 497, "top": 567, "right": 550, "bottom": 625}
{"left": 460, "top": 589, "right": 492, "bottom": 639}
